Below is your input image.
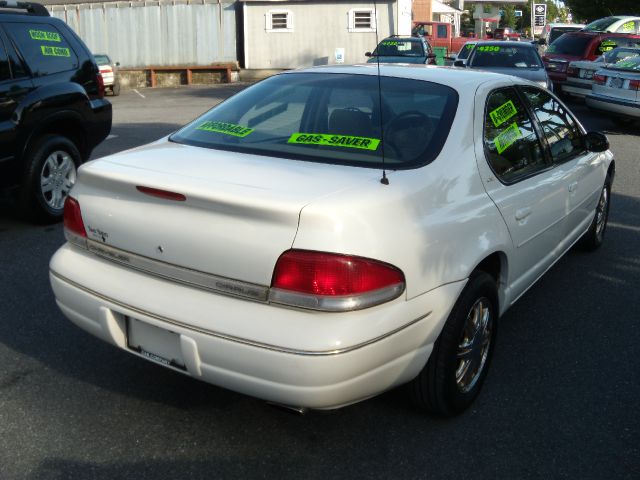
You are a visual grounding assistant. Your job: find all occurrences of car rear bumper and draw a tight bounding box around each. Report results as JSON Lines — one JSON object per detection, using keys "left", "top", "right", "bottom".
{"left": 87, "top": 98, "right": 112, "bottom": 156}
{"left": 50, "top": 243, "right": 463, "bottom": 409}
{"left": 562, "top": 81, "right": 592, "bottom": 97}
{"left": 585, "top": 94, "right": 640, "bottom": 119}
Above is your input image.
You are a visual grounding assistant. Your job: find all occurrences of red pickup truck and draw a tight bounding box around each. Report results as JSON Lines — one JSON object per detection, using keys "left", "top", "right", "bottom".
{"left": 412, "top": 21, "right": 472, "bottom": 54}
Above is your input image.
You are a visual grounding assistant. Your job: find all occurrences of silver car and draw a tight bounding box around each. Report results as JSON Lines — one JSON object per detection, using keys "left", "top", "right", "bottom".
{"left": 456, "top": 42, "right": 553, "bottom": 91}
{"left": 586, "top": 54, "right": 640, "bottom": 127}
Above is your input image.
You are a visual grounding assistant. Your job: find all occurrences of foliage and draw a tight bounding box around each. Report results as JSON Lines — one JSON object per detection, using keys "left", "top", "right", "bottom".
{"left": 564, "top": 0, "right": 639, "bottom": 22}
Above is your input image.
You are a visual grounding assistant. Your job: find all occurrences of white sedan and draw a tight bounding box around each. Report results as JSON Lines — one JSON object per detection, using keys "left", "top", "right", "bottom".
{"left": 50, "top": 65, "right": 614, "bottom": 415}
{"left": 586, "top": 55, "right": 640, "bottom": 126}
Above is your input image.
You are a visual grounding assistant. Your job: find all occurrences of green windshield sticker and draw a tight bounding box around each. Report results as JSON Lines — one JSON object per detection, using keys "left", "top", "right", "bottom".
{"left": 490, "top": 100, "right": 517, "bottom": 127}
{"left": 30, "top": 29, "right": 61, "bottom": 42}
{"left": 288, "top": 133, "right": 380, "bottom": 151}
{"left": 494, "top": 122, "right": 522, "bottom": 154}
{"left": 382, "top": 41, "right": 399, "bottom": 46}
{"left": 465, "top": 44, "right": 475, "bottom": 49}
{"left": 197, "top": 121, "right": 254, "bottom": 137}
{"left": 41, "top": 46, "right": 70, "bottom": 57}
{"left": 477, "top": 46, "right": 501, "bottom": 52}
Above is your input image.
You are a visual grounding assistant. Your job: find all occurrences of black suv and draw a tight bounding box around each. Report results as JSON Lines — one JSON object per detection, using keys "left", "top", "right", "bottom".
{"left": 0, "top": 1, "right": 111, "bottom": 222}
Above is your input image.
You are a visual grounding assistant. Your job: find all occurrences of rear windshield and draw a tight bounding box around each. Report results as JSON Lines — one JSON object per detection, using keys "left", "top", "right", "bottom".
{"left": 94, "top": 54, "right": 110, "bottom": 66}
{"left": 605, "top": 47, "right": 640, "bottom": 63}
{"left": 584, "top": 17, "right": 620, "bottom": 32}
{"left": 609, "top": 55, "right": 640, "bottom": 71}
{"left": 373, "top": 39, "right": 425, "bottom": 57}
{"left": 546, "top": 35, "right": 592, "bottom": 56}
{"left": 457, "top": 43, "right": 476, "bottom": 60}
{"left": 170, "top": 73, "right": 459, "bottom": 169}
{"left": 470, "top": 45, "right": 542, "bottom": 68}
{"left": 549, "top": 27, "right": 583, "bottom": 44}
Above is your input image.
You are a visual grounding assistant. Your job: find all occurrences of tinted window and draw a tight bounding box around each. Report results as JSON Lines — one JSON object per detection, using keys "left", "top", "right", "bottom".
{"left": 373, "top": 39, "right": 425, "bottom": 57}
{"left": 546, "top": 35, "right": 592, "bottom": 55}
{"left": 549, "top": 27, "right": 582, "bottom": 44}
{"left": 3, "top": 22, "right": 78, "bottom": 75}
{"left": 483, "top": 88, "right": 546, "bottom": 183}
{"left": 457, "top": 43, "right": 475, "bottom": 60}
{"left": 171, "top": 73, "right": 459, "bottom": 169}
{"left": 0, "top": 38, "right": 9, "bottom": 82}
{"left": 521, "top": 87, "right": 585, "bottom": 163}
{"left": 584, "top": 17, "right": 619, "bottom": 32}
{"left": 471, "top": 45, "right": 542, "bottom": 68}
{"left": 605, "top": 48, "right": 640, "bottom": 63}
{"left": 437, "top": 25, "right": 448, "bottom": 38}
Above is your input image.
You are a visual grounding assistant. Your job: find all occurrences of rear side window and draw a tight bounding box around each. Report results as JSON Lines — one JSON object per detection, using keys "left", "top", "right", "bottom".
{"left": 521, "top": 87, "right": 585, "bottom": 164}
{"left": 549, "top": 27, "right": 582, "bottom": 44}
{"left": 602, "top": 36, "right": 640, "bottom": 51}
{"left": 3, "top": 22, "right": 78, "bottom": 75}
{"left": 616, "top": 20, "right": 639, "bottom": 34}
{"left": 0, "top": 38, "right": 9, "bottom": 82}
{"left": 170, "top": 73, "right": 459, "bottom": 169}
{"left": 483, "top": 88, "right": 546, "bottom": 183}
{"left": 546, "top": 35, "right": 592, "bottom": 55}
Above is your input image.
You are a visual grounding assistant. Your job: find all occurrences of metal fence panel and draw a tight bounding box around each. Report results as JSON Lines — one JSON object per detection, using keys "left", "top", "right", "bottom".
{"left": 49, "top": 1, "right": 237, "bottom": 67}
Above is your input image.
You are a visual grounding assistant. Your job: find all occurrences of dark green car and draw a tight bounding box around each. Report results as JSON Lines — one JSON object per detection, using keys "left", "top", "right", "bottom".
{"left": 366, "top": 36, "right": 435, "bottom": 64}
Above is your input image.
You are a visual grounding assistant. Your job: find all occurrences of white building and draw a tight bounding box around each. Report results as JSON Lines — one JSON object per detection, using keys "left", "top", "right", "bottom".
{"left": 241, "top": 0, "right": 412, "bottom": 69}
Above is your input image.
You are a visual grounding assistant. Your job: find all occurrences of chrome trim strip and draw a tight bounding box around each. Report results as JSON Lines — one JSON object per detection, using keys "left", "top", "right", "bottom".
{"left": 50, "top": 270, "right": 431, "bottom": 356}
{"left": 81, "top": 238, "right": 269, "bottom": 302}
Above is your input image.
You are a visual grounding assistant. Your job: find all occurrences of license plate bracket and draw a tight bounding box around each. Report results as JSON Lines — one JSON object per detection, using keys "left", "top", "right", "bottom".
{"left": 127, "top": 317, "right": 186, "bottom": 370}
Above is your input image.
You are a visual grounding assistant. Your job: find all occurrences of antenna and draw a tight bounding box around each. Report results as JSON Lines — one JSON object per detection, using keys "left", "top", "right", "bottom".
{"left": 372, "top": 0, "right": 389, "bottom": 185}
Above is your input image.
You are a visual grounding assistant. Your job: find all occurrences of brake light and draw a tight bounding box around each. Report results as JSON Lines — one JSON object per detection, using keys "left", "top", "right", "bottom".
{"left": 63, "top": 196, "right": 87, "bottom": 242}
{"left": 629, "top": 79, "right": 640, "bottom": 90}
{"left": 593, "top": 73, "right": 606, "bottom": 85}
{"left": 136, "top": 186, "right": 186, "bottom": 201}
{"left": 270, "top": 250, "right": 405, "bottom": 311}
{"left": 100, "top": 66, "right": 113, "bottom": 73}
{"left": 96, "top": 72, "right": 105, "bottom": 98}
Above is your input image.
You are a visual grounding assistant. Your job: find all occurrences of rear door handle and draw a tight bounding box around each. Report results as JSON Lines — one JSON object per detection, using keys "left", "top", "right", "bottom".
{"left": 515, "top": 207, "right": 532, "bottom": 221}
{"left": 568, "top": 181, "right": 578, "bottom": 193}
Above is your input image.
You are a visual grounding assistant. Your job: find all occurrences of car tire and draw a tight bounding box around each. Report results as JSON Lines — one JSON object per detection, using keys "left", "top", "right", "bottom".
{"left": 577, "top": 176, "right": 611, "bottom": 251}
{"left": 112, "top": 81, "right": 121, "bottom": 96}
{"left": 18, "top": 134, "right": 81, "bottom": 223}
{"left": 409, "top": 271, "right": 498, "bottom": 416}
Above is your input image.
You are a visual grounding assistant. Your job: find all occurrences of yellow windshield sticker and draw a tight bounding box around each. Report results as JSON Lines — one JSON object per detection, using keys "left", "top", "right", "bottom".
{"left": 197, "top": 121, "right": 254, "bottom": 137}
{"left": 621, "top": 21, "right": 634, "bottom": 33}
{"left": 41, "top": 46, "right": 70, "bottom": 57}
{"left": 288, "top": 133, "right": 380, "bottom": 151}
{"left": 477, "top": 46, "right": 501, "bottom": 52}
{"left": 30, "top": 29, "right": 61, "bottom": 42}
{"left": 490, "top": 100, "right": 518, "bottom": 127}
{"left": 494, "top": 122, "right": 522, "bottom": 154}
{"left": 599, "top": 40, "right": 618, "bottom": 53}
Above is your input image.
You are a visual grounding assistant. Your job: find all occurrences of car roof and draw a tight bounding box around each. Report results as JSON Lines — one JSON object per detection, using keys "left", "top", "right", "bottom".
{"left": 382, "top": 36, "right": 423, "bottom": 42}
{"left": 287, "top": 64, "right": 522, "bottom": 89}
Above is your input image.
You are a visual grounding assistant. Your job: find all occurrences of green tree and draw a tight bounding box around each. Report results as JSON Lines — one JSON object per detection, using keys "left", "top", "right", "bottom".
{"left": 501, "top": 5, "right": 517, "bottom": 29}
{"left": 564, "top": 0, "right": 639, "bottom": 22}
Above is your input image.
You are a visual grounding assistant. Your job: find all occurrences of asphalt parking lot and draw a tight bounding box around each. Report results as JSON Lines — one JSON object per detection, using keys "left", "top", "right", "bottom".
{"left": 1, "top": 84, "right": 639, "bottom": 479}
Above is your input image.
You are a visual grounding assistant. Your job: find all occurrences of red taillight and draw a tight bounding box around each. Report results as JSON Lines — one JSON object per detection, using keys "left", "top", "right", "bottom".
{"left": 96, "top": 72, "right": 105, "bottom": 98}
{"left": 593, "top": 73, "right": 606, "bottom": 85}
{"left": 63, "top": 196, "right": 86, "bottom": 238}
{"left": 629, "top": 79, "right": 640, "bottom": 90}
{"left": 136, "top": 186, "right": 186, "bottom": 201}
{"left": 270, "top": 250, "right": 405, "bottom": 311}
{"left": 100, "top": 66, "right": 113, "bottom": 73}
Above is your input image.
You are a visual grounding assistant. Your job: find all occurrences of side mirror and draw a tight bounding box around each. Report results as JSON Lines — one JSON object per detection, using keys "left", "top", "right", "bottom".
{"left": 116, "top": 62, "right": 120, "bottom": 67}
{"left": 585, "top": 131, "right": 609, "bottom": 152}
{"left": 426, "top": 53, "right": 437, "bottom": 59}
{"left": 365, "top": 52, "right": 372, "bottom": 57}
{"left": 453, "top": 60, "right": 465, "bottom": 67}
